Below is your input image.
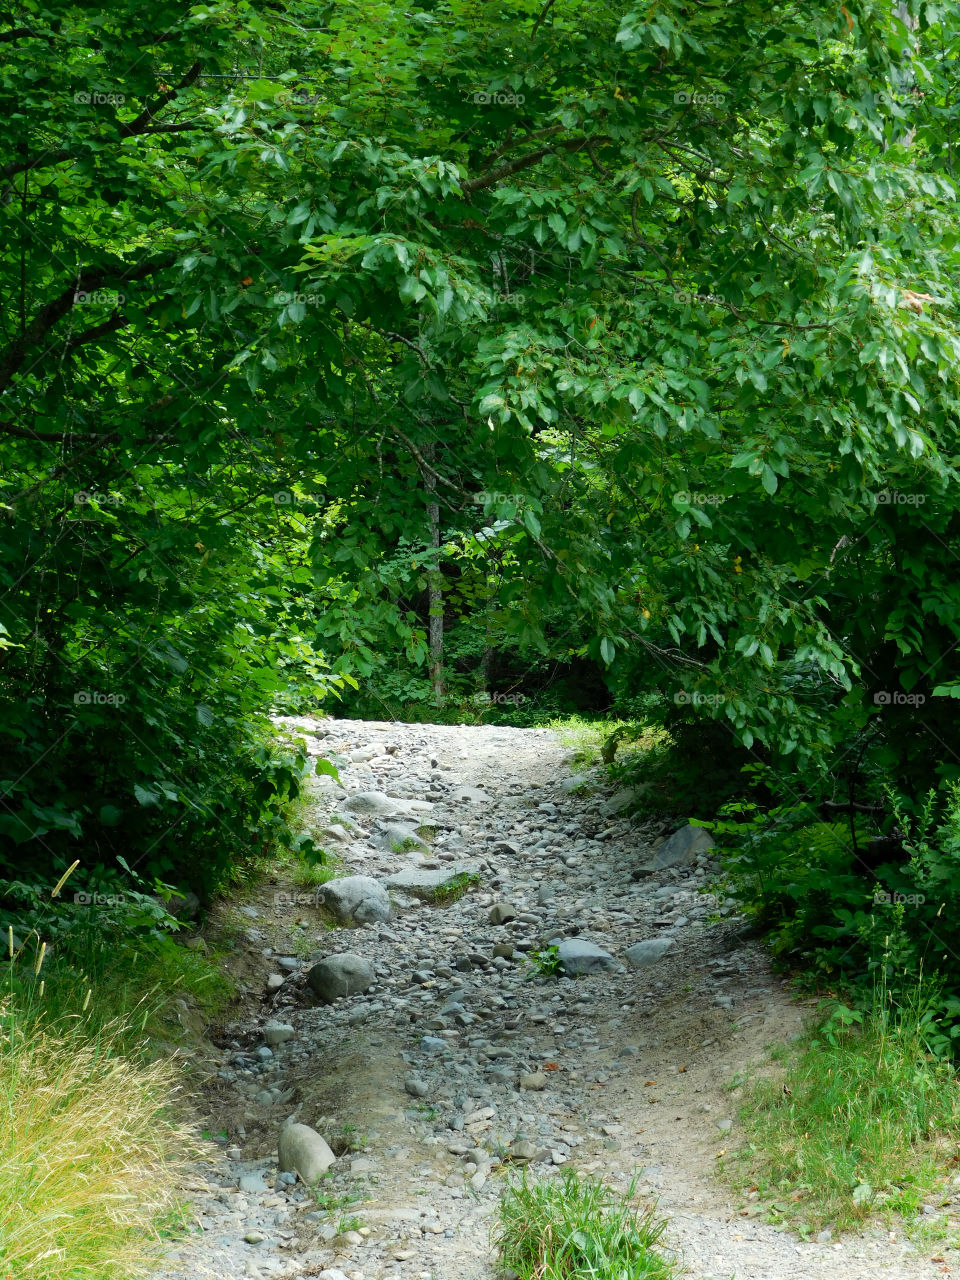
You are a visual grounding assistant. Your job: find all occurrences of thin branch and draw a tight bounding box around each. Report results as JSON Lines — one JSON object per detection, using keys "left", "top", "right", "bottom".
{"left": 531, "top": 0, "right": 557, "bottom": 39}
{"left": 0, "top": 255, "right": 176, "bottom": 392}
{"left": 462, "top": 135, "right": 612, "bottom": 193}
{"left": 119, "top": 61, "right": 203, "bottom": 137}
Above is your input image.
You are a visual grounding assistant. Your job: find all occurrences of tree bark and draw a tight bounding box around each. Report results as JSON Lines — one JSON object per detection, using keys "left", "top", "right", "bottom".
{"left": 422, "top": 444, "right": 445, "bottom": 705}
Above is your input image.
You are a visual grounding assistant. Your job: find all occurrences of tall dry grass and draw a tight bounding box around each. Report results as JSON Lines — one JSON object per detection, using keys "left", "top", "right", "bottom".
{"left": 1, "top": 903, "right": 191, "bottom": 1278}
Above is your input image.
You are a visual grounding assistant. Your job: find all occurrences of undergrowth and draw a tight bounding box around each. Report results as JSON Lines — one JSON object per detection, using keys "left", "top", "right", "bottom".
{"left": 723, "top": 974, "right": 960, "bottom": 1237}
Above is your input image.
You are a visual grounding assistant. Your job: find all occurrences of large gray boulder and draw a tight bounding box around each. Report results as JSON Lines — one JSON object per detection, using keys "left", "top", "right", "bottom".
{"left": 599, "top": 785, "right": 649, "bottom": 817}
{"left": 384, "top": 866, "right": 477, "bottom": 901}
{"left": 319, "top": 875, "right": 391, "bottom": 924}
{"left": 306, "top": 953, "right": 375, "bottom": 1002}
{"left": 343, "top": 790, "right": 433, "bottom": 819}
{"left": 278, "top": 1122, "right": 336, "bottom": 1184}
{"left": 548, "top": 937, "right": 618, "bottom": 976}
{"left": 624, "top": 938, "right": 675, "bottom": 967}
{"left": 633, "top": 822, "right": 714, "bottom": 877}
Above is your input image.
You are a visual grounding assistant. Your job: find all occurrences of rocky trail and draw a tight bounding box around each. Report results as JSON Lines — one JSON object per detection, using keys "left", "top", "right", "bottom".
{"left": 156, "top": 719, "right": 954, "bottom": 1280}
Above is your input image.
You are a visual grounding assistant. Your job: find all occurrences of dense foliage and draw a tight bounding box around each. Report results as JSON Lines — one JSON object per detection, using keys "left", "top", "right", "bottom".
{"left": 2, "top": 0, "right": 960, "bottom": 998}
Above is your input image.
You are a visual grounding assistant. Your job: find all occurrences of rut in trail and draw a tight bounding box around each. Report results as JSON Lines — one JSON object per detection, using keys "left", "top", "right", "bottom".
{"left": 156, "top": 718, "right": 948, "bottom": 1280}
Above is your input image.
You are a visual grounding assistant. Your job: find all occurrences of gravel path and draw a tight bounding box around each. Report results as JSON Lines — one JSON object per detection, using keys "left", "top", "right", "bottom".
{"left": 154, "top": 717, "right": 956, "bottom": 1280}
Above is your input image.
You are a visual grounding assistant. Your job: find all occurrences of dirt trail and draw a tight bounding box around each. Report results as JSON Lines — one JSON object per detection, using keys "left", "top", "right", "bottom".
{"left": 155, "top": 718, "right": 956, "bottom": 1280}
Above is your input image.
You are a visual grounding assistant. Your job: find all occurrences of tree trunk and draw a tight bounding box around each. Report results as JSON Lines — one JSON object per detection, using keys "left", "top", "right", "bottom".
{"left": 422, "top": 446, "right": 445, "bottom": 705}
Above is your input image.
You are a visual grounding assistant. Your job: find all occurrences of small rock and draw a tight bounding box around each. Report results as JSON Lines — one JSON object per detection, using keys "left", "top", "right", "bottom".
{"left": 278, "top": 1122, "right": 336, "bottom": 1184}
{"left": 489, "top": 903, "right": 517, "bottom": 925}
{"left": 404, "top": 1075, "right": 431, "bottom": 1098}
{"left": 519, "top": 1072, "right": 547, "bottom": 1091}
{"left": 633, "top": 822, "right": 714, "bottom": 876}
{"left": 549, "top": 938, "right": 617, "bottom": 976}
{"left": 624, "top": 938, "right": 675, "bottom": 967}
{"left": 264, "top": 1023, "right": 296, "bottom": 1047}
{"left": 306, "top": 954, "right": 375, "bottom": 1003}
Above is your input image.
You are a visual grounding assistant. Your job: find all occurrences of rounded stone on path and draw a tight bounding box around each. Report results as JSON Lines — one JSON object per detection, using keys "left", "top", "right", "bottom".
{"left": 278, "top": 1122, "right": 336, "bottom": 1184}
{"left": 404, "top": 1075, "right": 431, "bottom": 1098}
{"left": 519, "top": 1072, "right": 547, "bottom": 1091}
{"left": 624, "top": 938, "right": 675, "bottom": 967}
{"left": 320, "top": 874, "right": 392, "bottom": 924}
{"left": 263, "top": 1023, "right": 295, "bottom": 1046}
{"left": 489, "top": 903, "right": 517, "bottom": 925}
{"left": 343, "top": 790, "right": 433, "bottom": 819}
{"left": 306, "top": 953, "right": 375, "bottom": 1003}
{"left": 265, "top": 973, "right": 285, "bottom": 992}
{"left": 549, "top": 937, "right": 617, "bottom": 976}
{"left": 244, "top": 1229, "right": 266, "bottom": 1244}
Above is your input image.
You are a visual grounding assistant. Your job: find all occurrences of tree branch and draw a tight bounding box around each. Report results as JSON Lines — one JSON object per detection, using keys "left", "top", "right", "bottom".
{"left": 0, "top": 255, "right": 176, "bottom": 392}
{"left": 462, "top": 135, "right": 612, "bottom": 193}
{"left": 118, "top": 61, "right": 202, "bottom": 137}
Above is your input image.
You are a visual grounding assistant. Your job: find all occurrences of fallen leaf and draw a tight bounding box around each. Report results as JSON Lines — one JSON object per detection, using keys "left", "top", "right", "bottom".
{"left": 644, "top": 1080, "right": 657, "bottom": 1087}
{"left": 543, "top": 1063, "right": 559, "bottom": 1071}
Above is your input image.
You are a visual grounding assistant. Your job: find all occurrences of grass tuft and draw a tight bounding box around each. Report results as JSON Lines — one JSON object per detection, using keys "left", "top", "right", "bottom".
{"left": 431, "top": 871, "right": 482, "bottom": 905}
{"left": 0, "top": 997, "right": 190, "bottom": 1278}
{"left": 725, "top": 983, "right": 960, "bottom": 1235}
{"left": 495, "top": 1167, "right": 675, "bottom": 1280}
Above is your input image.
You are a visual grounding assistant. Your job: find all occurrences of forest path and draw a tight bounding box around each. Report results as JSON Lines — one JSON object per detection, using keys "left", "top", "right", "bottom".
{"left": 154, "top": 717, "right": 950, "bottom": 1280}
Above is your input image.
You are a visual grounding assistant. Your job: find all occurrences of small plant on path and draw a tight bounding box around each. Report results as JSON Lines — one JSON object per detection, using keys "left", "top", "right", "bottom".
{"left": 431, "top": 872, "right": 482, "bottom": 905}
{"left": 495, "top": 1167, "right": 675, "bottom": 1279}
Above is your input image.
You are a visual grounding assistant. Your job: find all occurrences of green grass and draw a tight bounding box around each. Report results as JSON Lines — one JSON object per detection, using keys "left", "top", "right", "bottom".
{"left": 724, "top": 986, "right": 960, "bottom": 1236}
{"left": 431, "top": 871, "right": 482, "bottom": 905}
{"left": 288, "top": 850, "right": 338, "bottom": 890}
{"left": 495, "top": 1168, "right": 675, "bottom": 1280}
{"left": 6, "top": 929, "right": 234, "bottom": 1054}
